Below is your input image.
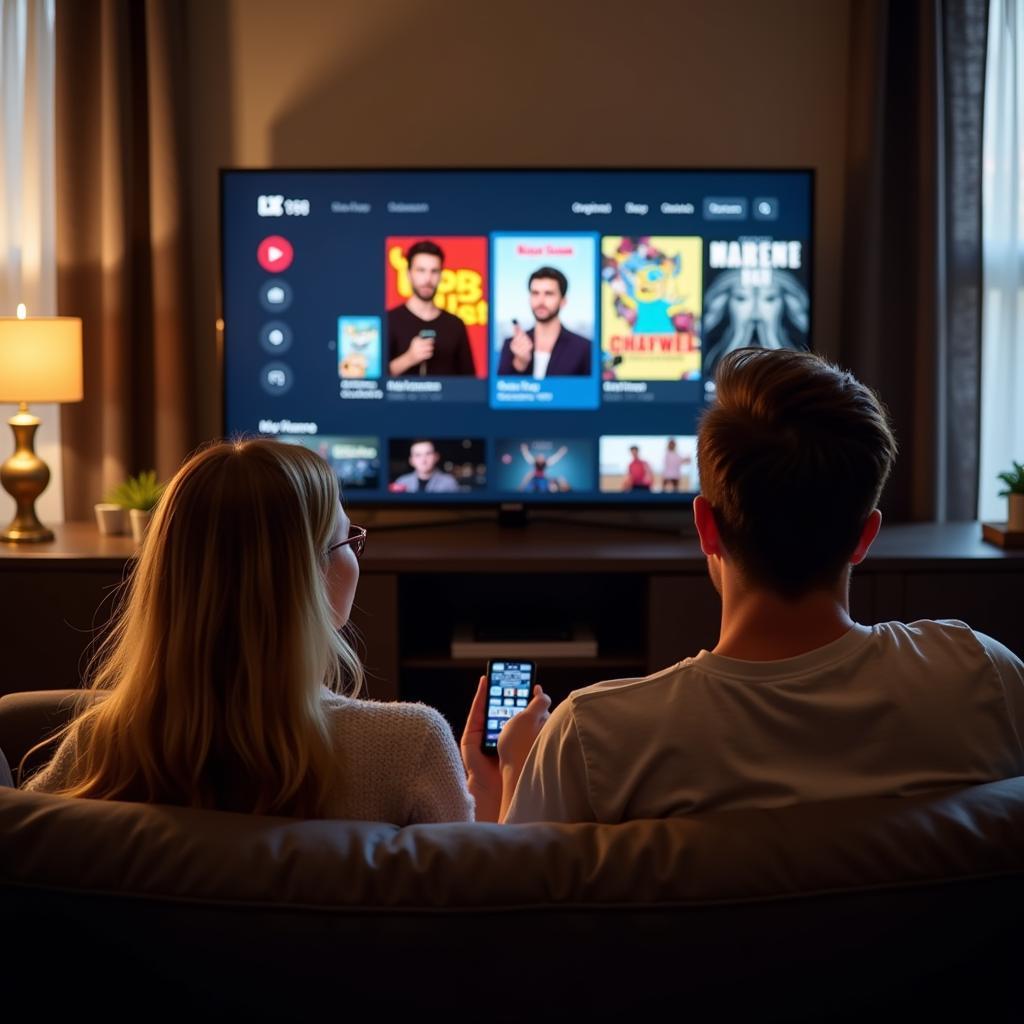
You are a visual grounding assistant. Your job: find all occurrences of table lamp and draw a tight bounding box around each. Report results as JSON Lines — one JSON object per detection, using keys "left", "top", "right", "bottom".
{"left": 0, "top": 304, "right": 83, "bottom": 542}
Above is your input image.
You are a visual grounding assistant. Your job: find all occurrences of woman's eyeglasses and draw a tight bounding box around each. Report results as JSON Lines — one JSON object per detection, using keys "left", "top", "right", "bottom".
{"left": 326, "top": 524, "right": 367, "bottom": 560}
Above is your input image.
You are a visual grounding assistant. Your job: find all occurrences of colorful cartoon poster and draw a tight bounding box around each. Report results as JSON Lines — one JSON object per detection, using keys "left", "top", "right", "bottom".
{"left": 337, "top": 317, "right": 382, "bottom": 379}
{"left": 601, "top": 236, "right": 702, "bottom": 381}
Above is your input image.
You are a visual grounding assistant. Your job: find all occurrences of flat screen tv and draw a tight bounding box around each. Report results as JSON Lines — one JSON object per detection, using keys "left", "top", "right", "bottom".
{"left": 221, "top": 169, "right": 814, "bottom": 505}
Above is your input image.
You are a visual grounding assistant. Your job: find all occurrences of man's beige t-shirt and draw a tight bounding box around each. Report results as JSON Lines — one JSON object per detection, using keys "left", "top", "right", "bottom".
{"left": 505, "top": 620, "right": 1024, "bottom": 824}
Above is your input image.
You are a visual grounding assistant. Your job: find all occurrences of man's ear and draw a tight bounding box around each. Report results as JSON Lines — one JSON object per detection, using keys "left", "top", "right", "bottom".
{"left": 693, "top": 495, "right": 723, "bottom": 558}
{"left": 850, "top": 508, "right": 882, "bottom": 565}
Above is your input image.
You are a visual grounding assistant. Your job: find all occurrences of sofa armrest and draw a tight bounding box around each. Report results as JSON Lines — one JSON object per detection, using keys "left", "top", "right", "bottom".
{"left": 0, "top": 689, "right": 100, "bottom": 783}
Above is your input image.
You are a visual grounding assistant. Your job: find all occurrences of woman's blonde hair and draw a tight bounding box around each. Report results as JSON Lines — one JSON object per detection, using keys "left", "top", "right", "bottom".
{"left": 24, "top": 438, "right": 364, "bottom": 816}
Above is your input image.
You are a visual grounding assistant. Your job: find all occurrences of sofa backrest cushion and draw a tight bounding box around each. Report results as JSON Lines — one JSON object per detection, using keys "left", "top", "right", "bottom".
{"left": 3, "top": 778, "right": 1023, "bottom": 908}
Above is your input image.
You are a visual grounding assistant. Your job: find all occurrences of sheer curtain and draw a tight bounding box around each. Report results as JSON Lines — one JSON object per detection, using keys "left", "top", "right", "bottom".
{"left": 840, "top": 0, "right": 989, "bottom": 522}
{"left": 980, "top": 0, "right": 1024, "bottom": 521}
{"left": 0, "top": 0, "right": 63, "bottom": 524}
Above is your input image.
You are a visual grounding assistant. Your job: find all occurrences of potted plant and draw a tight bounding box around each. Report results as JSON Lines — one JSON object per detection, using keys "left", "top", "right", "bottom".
{"left": 997, "top": 460, "right": 1024, "bottom": 532}
{"left": 103, "top": 470, "right": 165, "bottom": 543}
{"left": 93, "top": 500, "right": 126, "bottom": 536}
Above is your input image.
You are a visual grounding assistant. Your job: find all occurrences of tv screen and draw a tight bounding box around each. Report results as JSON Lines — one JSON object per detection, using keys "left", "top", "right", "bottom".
{"left": 221, "top": 169, "right": 813, "bottom": 505}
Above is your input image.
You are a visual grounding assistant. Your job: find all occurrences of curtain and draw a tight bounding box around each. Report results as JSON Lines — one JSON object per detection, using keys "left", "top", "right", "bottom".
{"left": 979, "top": 0, "right": 1024, "bottom": 522}
{"left": 55, "top": 0, "right": 194, "bottom": 520}
{"left": 841, "top": 0, "right": 988, "bottom": 521}
{"left": 938, "top": 0, "right": 989, "bottom": 520}
{"left": 0, "top": 0, "right": 63, "bottom": 525}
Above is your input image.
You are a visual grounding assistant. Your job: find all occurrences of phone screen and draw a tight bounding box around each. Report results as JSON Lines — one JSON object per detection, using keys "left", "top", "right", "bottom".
{"left": 482, "top": 660, "right": 536, "bottom": 754}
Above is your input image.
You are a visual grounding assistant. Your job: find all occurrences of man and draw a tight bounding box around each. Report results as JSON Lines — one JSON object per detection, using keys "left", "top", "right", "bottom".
{"left": 388, "top": 241, "right": 476, "bottom": 376}
{"left": 624, "top": 445, "right": 654, "bottom": 491}
{"left": 497, "top": 267, "right": 591, "bottom": 378}
{"left": 391, "top": 440, "right": 459, "bottom": 494}
{"left": 518, "top": 442, "right": 569, "bottom": 493}
{"left": 500, "top": 348, "right": 1024, "bottom": 823}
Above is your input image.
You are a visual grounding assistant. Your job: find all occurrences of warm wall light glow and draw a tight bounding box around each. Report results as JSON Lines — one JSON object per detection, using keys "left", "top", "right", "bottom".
{"left": 16, "top": 303, "right": 26, "bottom": 319}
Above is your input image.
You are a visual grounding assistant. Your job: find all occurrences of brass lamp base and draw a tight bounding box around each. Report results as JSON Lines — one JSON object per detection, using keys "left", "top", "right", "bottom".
{"left": 0, "top": 403, "right": 54, "bottom": 543}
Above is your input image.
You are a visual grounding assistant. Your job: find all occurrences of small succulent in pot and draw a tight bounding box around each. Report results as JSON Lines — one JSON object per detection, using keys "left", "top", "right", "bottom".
{"left": 997, "top": 461, "right": 1024, "bottom": 531}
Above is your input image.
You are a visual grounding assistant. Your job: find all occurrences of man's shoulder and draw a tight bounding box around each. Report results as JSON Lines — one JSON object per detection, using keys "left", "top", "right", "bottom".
{"left": 434, "top": 308, "right": 466, "bottom": 328}
{"left": 857, "top": 619, "right": 1024, "bottom": 689}
{"left": 568, "top": 661, "right": 690, "bottom": 713}
{"left": 558, "top": 327, "right": 590, "bottom": 347}
{"left": 882, "top": 618, "right": 1022, "bottom": 665}
{"left": 873, "top": 618, "right": 987, "bottom": 651}
{"left": 429, "top": 472, "right": 459, "bottom": 491}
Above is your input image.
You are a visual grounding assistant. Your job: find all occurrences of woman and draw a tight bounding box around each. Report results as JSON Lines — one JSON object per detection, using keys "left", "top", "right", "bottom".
{"left": 21, "top": 439, "right": 489, "bottom": 824}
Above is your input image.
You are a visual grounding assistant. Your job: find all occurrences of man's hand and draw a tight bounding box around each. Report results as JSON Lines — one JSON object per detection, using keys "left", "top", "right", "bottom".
{"left": 406, "top": 333, "right": 435, "bottom": 366}
{"left": 509, "top": 326, "right": 533, "bottom": 373}
{"left": 461, "top": 675, "right": 502, "bottom": 822}
{"left": 497, "top": 685, "right": 551, "bottom": 820}
{"left": 389, "top": 333, "right": 436, "bottom": 376}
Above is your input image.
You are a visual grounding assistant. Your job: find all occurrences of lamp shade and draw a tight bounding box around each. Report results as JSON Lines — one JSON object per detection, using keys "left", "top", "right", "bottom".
{"left": 0, "top": 316, "right": 83, "bottom": 403}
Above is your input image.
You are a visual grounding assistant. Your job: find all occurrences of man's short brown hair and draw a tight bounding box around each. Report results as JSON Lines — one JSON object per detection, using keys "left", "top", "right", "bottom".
{"left": 697, "top": 348, "right": 897, "bottom": 599}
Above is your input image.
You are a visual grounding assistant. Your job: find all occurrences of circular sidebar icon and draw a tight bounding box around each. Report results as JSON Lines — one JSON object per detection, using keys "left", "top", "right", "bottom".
{"left": 259, "top": 361, "right": 294, "bottom": 396}
{"left": 257, "top": 235, "right": 294, "bottom": 273}
{"left": 259, "top": 278, "right": 293, "bottom": 313}
{"left": 259, "top": 321, "right": 293, "bottom": 355}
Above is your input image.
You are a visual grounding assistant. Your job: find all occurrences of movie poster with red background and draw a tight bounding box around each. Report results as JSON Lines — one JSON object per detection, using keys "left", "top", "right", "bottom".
{"left": 385, "top": 236, "right": 489, "bottom": 378}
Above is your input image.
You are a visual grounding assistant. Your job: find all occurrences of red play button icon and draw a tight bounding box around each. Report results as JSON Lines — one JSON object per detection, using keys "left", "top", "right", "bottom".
{"left": 257, "top": 235, "right": 294, "bottom": 273}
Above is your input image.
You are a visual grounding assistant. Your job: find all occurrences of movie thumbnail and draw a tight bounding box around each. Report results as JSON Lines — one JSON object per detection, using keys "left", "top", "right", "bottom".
{"left": 599, "top": 435, "right": 698, "bottom": 494}
{"left": 338, "top": 316, "right": 382, "bottom": 379}
{"left": 387, "top": 438, "right": 487, "bottom": 494}
{"left": 702, "top": 237, "right": 810, "bottom": 377}
{"left": 601, "top": 236, "right": 702, "bottom": 381}
{"left": 491, "top": 234, "right": 597, "bottom": 379}
{"left": 494, "top": 438, "right": 595, "bottom": 494}
{"left": 385, "top": 237, "right": 488, "bottom": 378}
{"left": 279, "top": 435, "right": 381, "bottom": 490}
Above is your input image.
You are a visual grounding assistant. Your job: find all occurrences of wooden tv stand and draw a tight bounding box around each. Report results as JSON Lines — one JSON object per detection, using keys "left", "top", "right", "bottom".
{"left": 1, "top": 521, "right": 1022, "bottom": 727}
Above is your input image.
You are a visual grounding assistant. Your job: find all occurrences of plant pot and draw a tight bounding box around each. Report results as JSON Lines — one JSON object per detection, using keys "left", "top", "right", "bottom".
{"left": 1009, "top": 493, "right": 1024, "bottom": 532}
{"left": 94, "top": 503, "right": 127, "bottom": 536}
{"left": 129, "top": 508, "right": 152, "bottom": 544}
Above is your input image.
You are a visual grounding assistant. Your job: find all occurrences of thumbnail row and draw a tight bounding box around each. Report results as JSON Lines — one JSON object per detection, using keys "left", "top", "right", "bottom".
{"left": 291, "top": 233, "right": 810, "bottom": 383}
{"left": 274, "top": 433, "right": 700, "bottom": 495}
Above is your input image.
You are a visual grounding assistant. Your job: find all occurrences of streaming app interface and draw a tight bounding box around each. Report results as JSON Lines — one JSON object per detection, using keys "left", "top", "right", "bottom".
{"left": 485, "top": 661, "right": 535, "bottom": 749}
{"left": 223, "top": 170, "right": 813, "bottom": 503}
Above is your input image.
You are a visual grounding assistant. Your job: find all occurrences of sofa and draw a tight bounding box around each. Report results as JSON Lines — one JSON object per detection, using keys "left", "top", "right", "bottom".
{"left": 2, "top": 690, "right": 1023, "bottom": 1020}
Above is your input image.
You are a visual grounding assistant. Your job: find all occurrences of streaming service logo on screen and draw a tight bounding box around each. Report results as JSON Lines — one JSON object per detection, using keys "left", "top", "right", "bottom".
{"left": 257, "top": 235, "right": 294, "bottom": 273}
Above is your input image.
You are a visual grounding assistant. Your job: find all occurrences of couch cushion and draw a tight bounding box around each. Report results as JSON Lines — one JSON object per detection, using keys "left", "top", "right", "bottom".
{"left": 3, "top": 782, "right": 1023, "bottom": 1019}
{"left": 2, "top": 778, "right": 1023, "bottom": 907}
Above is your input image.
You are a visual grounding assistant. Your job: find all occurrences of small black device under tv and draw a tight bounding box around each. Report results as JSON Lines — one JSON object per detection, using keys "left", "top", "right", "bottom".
{"left": 220, "top": 168, "right": 814, "bottom": 508}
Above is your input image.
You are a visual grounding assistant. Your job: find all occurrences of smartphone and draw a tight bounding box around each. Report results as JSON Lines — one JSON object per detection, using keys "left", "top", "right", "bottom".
{"left": 481, "top": 660, "right": 536, "bottom": 754}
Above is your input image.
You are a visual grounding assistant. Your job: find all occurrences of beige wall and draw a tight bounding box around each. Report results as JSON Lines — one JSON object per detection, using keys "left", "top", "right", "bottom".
{"left": 185, "top": 0, "right": 851, "bottom": 439}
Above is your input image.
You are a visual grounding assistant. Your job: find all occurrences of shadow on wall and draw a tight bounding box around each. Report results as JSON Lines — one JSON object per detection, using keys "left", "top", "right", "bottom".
{"left": 267, "top": 0, "right": 819, "bottom": 168}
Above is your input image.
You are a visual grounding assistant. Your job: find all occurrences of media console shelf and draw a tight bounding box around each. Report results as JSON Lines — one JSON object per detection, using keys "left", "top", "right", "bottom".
{"left": 2, "top": 522, "right": 1022, "bottom": 729}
